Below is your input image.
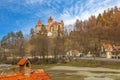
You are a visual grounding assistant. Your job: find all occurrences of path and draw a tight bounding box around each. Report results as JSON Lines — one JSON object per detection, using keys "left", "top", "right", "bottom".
{"left": 49, "top": 66, "right": 120, "bottom": 80}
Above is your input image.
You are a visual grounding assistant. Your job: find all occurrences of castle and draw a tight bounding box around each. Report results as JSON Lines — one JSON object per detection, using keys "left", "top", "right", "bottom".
{"left": 35, "top": 17, "right": 64, "bottom": 37}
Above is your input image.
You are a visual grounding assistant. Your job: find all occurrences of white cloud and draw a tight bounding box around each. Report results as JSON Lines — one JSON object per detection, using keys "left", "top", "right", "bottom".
{"left": 25, "top": 0, "right": 44, "bottom": 4}
{"left": 59, "top": 0, "right": 120, "bottom": 26}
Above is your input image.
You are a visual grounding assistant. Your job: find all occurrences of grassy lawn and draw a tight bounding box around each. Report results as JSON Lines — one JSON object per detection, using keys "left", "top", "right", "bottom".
{"left": 47, "top": 70, "right": 84, "bottom": 80}
{"left": 32, "top": 59, "right": 120, "bottom": 69}
{"left": 60, "top": 60, "right": 120, "bottom": 69}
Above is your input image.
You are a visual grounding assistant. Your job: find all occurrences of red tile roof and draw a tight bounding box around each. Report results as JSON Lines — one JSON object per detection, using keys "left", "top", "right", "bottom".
{"left": 37, "top": 19, "right": 42, "bottom": 25}
{"left": 0, "top": 70, "right": 51, "bottom": 80}
{"left": 17, "top": 58, "right": 27, "bottom": 65}
{"left": 49, "top": 22, "right": 59, "bottom": 27}
{"left": 113, "top": 46, "right": 120, "bottom": 50}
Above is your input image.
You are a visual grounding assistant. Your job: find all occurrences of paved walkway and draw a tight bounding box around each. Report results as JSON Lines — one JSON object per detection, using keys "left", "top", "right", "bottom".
{"left": 80, "top": 57, "right": 120, "bottom": 62}
{"left": 50, "top": 66, "right": 120, "bottom": 72}
{"left": 49, "top": 66, "right": 120, "bottom": 80}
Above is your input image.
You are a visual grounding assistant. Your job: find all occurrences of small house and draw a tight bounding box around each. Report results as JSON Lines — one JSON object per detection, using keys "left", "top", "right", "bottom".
{"left": 102, "top": 43, "right": 113, "bottom": 58}
{"left": 0, "top": 58, "right": 51, "bottom": 80}
{"left": 17, "top": 58, "right": 31, "bottom": 75}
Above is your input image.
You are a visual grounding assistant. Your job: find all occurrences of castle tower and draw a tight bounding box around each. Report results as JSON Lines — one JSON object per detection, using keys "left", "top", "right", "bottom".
{"left": 17, "top": 58, "right": 32, "bottom": 76}
{"left": 35, "top": 19, "right": 42, "bottom": 34}
{"left": 60, "top": 20, "right": 64, "bottom": 31}
{"left": 48, "top": 16, "right": 53, "bottom": 25}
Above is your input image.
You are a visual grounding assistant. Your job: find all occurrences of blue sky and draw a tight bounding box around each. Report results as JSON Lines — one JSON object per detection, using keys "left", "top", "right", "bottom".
{"left": 0, "top": 0, "right": 120, "bottom": 39}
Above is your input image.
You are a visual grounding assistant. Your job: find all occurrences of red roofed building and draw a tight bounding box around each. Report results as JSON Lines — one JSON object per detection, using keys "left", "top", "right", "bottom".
{"left": 35, "top": 19, "right": 43, "bottom": 34}
{"left": 37, "top": 19, "right": 42, "bottom": 25}
{"left": 113, "top": 45, "right": 120, "bottom": 51}
{"left": 102, "top": 43, "right": 120, "bottom": 59}
{"left": 0, "top": 58, "right": 51, "bottom": 80}
{"left": 102, "top": 43, "right": 113, "bottom": 58}
{"left": 17, "top": 58, "right": 32, "bottom": 75}
{"left": 17, "top": 58, "right": 28, "bottom": 65}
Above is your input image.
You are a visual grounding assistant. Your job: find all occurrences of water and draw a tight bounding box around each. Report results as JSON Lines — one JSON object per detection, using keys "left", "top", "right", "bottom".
{"left": 0, "top": 64, "right": 12, "bottom": 70}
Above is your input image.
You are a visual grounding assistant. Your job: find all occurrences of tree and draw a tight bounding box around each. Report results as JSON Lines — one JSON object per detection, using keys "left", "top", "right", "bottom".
{"left": 30, "top": 25, "right": 49, "bottom": 64}
{"left": 72, "top": 6, "right": 120, "bottom": 55}
{"left": 30, "top": 28, "right": 34, "bottom": 37}
{"left": 16, "top": 31, "right": 24, "bottom": 39}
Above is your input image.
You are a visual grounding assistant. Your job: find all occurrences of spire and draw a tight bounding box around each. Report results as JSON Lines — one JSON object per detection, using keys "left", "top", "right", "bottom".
{"left": 61, "top": 20, "right": 63, "bottom": 23}
{"left": 48, "top": 16, "right": 53, "bottom": 24}
{"left": 61, "top": 20, "right": 64, "bottom": 24}
{"left": 37, "top": 19, "right": 42, "bottom": 25}
{"left": 49, "top": 16, "right": 53, "bottom": 20}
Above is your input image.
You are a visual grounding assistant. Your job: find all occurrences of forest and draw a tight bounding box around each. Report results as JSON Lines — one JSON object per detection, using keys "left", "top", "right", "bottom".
{"left": 0, "top": 6, "right": 120, "bottom": 64}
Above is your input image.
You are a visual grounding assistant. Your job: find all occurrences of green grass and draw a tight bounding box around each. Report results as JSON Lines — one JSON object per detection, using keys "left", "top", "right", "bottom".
{"left": 31, "top": 59, "right": 120, "bottom": 70}
{"left": 90, "top": 71, "right": 120, "bottom": 74}
{"left": 50, "top": 74, "right": 84, "bottom": 80}
{"left": 47, "top": 70, "right": 84, "bottom": 80}
{"left": 61, "top": 60, "right": 120, "bottom": 69}
{"left": 31, "top": 64, "right": 56, "bottom": 70}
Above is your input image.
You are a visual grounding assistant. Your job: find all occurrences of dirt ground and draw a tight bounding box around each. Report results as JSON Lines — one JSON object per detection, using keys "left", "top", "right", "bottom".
{"left": 47, "top": 66, "right": 120, "bottom": 80}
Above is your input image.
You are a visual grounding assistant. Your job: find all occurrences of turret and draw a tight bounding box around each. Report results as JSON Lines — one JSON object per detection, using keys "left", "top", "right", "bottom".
{"left": 61, "top": 20, "right": 64, "bottom": 24}
{"left": 37, "top": 19, "right": 42, "bottom": 26}
{"left": 48, "top": 16, "right": 53, "bottom": 24}
{"left": 61, "top": 20, "right": 64, "bottom": 31}
{"left": 36, "top": 19, "right": 42, "bottom": 34}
